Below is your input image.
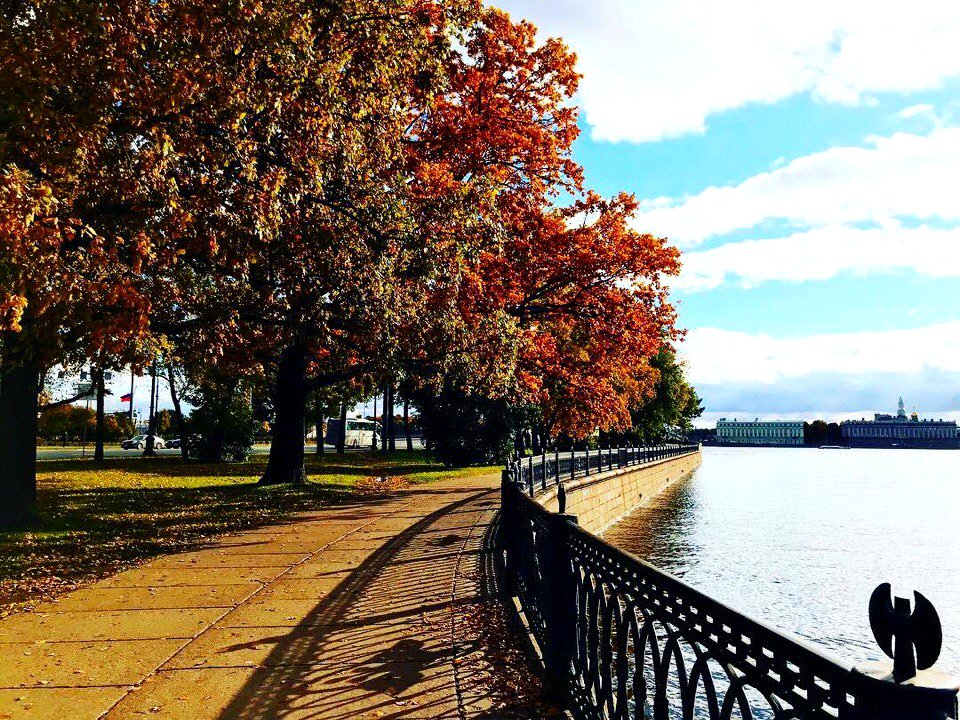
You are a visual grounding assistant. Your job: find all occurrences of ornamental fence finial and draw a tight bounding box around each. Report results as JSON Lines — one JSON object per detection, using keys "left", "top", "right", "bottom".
{"left": 869, "top": 582, "right": 943, "bottom": 682}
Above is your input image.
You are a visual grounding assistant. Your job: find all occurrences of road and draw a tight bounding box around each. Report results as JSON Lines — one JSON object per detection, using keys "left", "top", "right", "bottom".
{"left": 36, "top": 440, "right": 425, "bottom": 461}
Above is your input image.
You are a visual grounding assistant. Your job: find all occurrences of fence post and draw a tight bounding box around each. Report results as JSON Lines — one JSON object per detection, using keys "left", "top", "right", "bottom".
{"left": 570, "top": 448, "right": 576, "bottom": 481}
{"left": 584, "top": 446, "right": 590, "bottom": 476}
{"left": 852, "top": 673, "right": 958, "bottom": 720}
{"left": 554, "top": 447, "right": 560, "bottom": 485}
{"left": 543, "top": 507, "right": 579, "bottom": 704}
{"left": 853, "top": 583, "right": 959, "bottom": 720}
{"left": 500, "top": 465, "right": 519, "bottom": 598}
{"left": 541, "top": 448, "right": 547, "bottom": 491}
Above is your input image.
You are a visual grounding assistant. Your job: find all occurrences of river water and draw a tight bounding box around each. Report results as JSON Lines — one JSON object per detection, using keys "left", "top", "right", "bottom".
{"left": 604, "top": 446, "right": 960, "bottom": 675}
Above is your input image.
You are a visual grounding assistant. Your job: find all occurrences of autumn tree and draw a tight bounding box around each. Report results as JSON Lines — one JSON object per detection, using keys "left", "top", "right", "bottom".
{"left": 410, "top": 10, "right": 682, "bottom": 444}
{"left": 0, "top": 0, "right": 344, "bottom": 523}
{"left": 625, "top": 347, "right": 703, "bottom": 443}
{"left": 166, "top": 1, "right": 517, "bottom": 485}
{"left": 0, "top": 3, "right": 149, "bottom": 522}
{"left": 2, "top": 0, "right": 687, "bottom": 512}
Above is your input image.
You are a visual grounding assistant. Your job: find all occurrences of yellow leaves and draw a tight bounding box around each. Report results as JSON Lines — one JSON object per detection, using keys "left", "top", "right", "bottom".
{"left": 0, "top": 294, "right": 28, "bottom": 333}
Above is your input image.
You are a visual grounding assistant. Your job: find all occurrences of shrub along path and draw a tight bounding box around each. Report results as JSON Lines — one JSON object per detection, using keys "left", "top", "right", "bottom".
{"left": 0, "top": 470, "right": 554, "bottom": 719}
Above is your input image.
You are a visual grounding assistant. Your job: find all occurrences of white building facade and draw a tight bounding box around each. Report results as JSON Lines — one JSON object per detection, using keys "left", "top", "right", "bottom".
{"left": 840, "top": 398, "right": 959, "bottom": 449}
{"left": 716, "top": 419, "right": 804, "bottom": 446}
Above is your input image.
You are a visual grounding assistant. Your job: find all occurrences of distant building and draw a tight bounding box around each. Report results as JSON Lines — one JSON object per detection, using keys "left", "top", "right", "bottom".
{"left": 716, "top": 418, "right": 804, "bottom": 446}
{"left": 841, "top": 397, "right": 959, "bottom": 449}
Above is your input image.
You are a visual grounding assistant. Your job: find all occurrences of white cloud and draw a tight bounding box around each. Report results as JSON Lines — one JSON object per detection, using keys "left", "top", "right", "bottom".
{"left": 683, "top": 322, "right": 960, "bottom": 387}
{"left": 632, "top": 128, "right": 960, "bottom": 246}
{"left": 682, "top": 323, "right": 960, "bottom": 419}
{"left": 495, "top": 0, "right": 960, "bottom": 143}
{"left": 675, "top": 224, "right": 960, "bottom": 292}
{"left": 896, "top": 103, "right": 941, "bottom": 125}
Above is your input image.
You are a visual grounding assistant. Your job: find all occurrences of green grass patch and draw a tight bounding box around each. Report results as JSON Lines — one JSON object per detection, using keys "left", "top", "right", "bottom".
{"left": 1, "top": 450, "right": 497, "bottom": 613}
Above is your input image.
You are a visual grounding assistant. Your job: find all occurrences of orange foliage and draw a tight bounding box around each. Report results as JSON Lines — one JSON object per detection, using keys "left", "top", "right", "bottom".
{"left": 1, "top": 1, "right": 681, "bottom": 444}
{"left": 411, "top": 8, "right": 681, "bottom": 438}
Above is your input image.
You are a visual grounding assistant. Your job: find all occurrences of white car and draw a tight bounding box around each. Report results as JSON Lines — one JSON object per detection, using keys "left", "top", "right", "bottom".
{"left": 122, "top": 434, "right": 166, "bottom": 450}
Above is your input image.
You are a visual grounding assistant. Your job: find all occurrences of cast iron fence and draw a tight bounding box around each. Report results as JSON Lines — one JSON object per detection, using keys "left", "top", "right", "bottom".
{"left": 508, "top": 444, "right": 700, "bottom": 498}
{"left": 499, "top": 445, "right": 959, "bottom": 720}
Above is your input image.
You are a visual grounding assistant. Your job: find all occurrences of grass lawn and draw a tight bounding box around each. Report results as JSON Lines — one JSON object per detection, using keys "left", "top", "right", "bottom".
{"left": 0, "top": 450, "right": 497, "bottom": 614}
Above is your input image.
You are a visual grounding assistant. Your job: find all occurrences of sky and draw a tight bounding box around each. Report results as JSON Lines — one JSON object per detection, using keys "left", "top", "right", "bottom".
{"left": 497, "top": 0, "right": 960, "bottom": 426}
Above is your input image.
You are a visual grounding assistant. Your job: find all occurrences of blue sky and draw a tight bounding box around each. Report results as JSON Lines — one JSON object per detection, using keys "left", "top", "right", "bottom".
{"left": 498, "top": 0, "right": 960, "bottom": 425}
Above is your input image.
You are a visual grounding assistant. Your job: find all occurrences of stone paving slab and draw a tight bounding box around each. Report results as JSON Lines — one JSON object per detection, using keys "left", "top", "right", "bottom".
{"left": 245, "top": 576, "right": 346, "bottom": 602}
{"left": 159, "top": 622, "right": 454, "bottom": 671}
{"left": 0, "top": 473, "right": 530, "bottom": 719}
{"left": 0, "top": 686, "right": 130, "bottom": 719}
{"left": 0, "top": 608, "right": 223, "bottom": 643}
{"left": 284, "top": 559, "right": 363, "bottom": 579}
{"left": 98, "top": 566, "right": 284, "bottom": 588}
{"left": 187, "top": 541, "right": 318, "bottom": 556}
{"left": 33, "top": 584, "right": 258, "bottom": 613}
{"left": 148, "top": 551, "right": 309, "bottom": 569}
{"left": 106, "top": 665, "right": 461, "bottom": 720}
{"left": 207, "top": 596, "right": 339, "bottom": 629}
{"left": 3, "top": 637, "right": 185, "bottom": 688}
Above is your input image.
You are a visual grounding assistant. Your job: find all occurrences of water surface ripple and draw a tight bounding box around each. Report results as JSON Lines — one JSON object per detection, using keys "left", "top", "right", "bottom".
{"left": 604, "top": 446, "right": 960, "bottom": 674}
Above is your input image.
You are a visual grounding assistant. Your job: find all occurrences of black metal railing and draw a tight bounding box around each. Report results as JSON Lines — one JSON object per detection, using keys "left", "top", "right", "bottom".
{"left": 507, "top": 443, "right": 700, "bottom": 498}
{"left": 499, "top": 445, "right": 959, "bottom": 720}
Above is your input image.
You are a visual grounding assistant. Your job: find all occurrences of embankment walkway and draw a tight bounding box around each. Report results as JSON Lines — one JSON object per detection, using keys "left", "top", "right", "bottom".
{"left": 0, "top": 473, "right": 544, "bottom": 719}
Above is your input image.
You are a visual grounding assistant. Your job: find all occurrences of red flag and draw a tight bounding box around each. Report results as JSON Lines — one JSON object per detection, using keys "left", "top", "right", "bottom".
{"left": 120, "top": 393, "right": 133, "bottom": 403}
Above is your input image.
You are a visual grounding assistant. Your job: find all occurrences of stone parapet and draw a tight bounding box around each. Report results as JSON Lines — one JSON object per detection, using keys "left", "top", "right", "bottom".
{"left": 535, "top": 449, "right": 701, "bottom": 534}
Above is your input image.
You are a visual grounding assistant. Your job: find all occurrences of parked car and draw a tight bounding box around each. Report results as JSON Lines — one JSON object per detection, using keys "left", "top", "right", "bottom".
{"left": 167, "top": 437, "right": 182, "bottom": 449}
{"left": 121, "top": 434, "right": 166, "bottom": 450}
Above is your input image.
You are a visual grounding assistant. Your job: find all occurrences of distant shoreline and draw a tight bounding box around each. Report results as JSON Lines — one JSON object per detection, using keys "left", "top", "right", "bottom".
{"left": 701, "top": 441, "right": 960, "bottom": 450}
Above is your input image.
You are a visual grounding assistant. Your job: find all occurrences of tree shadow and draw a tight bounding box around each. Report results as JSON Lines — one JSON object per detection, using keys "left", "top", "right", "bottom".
{"left": 213, "top": 486, "right": 559, "bottom": 719}
{"left": 212, "top": 489, "right": 487, "bottom": 719}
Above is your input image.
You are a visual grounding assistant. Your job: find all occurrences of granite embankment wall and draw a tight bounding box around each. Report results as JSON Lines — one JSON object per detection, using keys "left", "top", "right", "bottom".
{"left": 537, "top": 449, "right": 701, "bottom": 534}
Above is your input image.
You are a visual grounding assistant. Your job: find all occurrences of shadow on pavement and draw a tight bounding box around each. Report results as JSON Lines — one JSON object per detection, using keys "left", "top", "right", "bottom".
{"left": 216, "top": 486, "right": 552, "bottom": 719}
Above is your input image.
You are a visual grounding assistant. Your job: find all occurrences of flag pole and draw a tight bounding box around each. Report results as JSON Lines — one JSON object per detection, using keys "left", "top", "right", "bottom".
{"left": 129, "top": 367, "right": 135, "bottom": 422}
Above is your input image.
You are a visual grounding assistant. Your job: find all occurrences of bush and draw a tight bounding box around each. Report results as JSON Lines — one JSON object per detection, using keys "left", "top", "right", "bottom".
{"left": 185, "top": 393, "right": 258, "bottom": 462}
{"left": 414, "top": 384, "right": 517, "bottom": 467}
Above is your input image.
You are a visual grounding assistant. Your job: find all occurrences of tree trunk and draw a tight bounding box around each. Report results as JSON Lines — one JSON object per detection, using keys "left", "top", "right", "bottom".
{"left": 336, "top": 401, "right": 347, "bottom": 454}
{"left": 403, "top": 396, "right": 412, "bottom": 451}
{"left": 387, "top": 385, "right": 396, "bottom": 452}
{"left": 94, "top": 367, "right": 105, "bottom": 462}
{"left": 371, "top": 393, "right": 378, "bottom": 450}
{"left": 144, "top": 361, "right": 157, "bottom": 456}
{"left": 0, "top": 360, "right": 39, "bottom": 528}
{"left": 314, "top": 396, "right": 324, "bottom": 455}
{"left": 167, "top": 365, "right": 188, "bottom": 460}
{"left": 260, "top": 343, "right": 308, "bottom": 485}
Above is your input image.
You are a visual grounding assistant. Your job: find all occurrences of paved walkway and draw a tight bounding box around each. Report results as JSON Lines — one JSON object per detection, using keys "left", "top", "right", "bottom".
{"left": 0, "top": 474, "right": 544, "bottom": 719}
